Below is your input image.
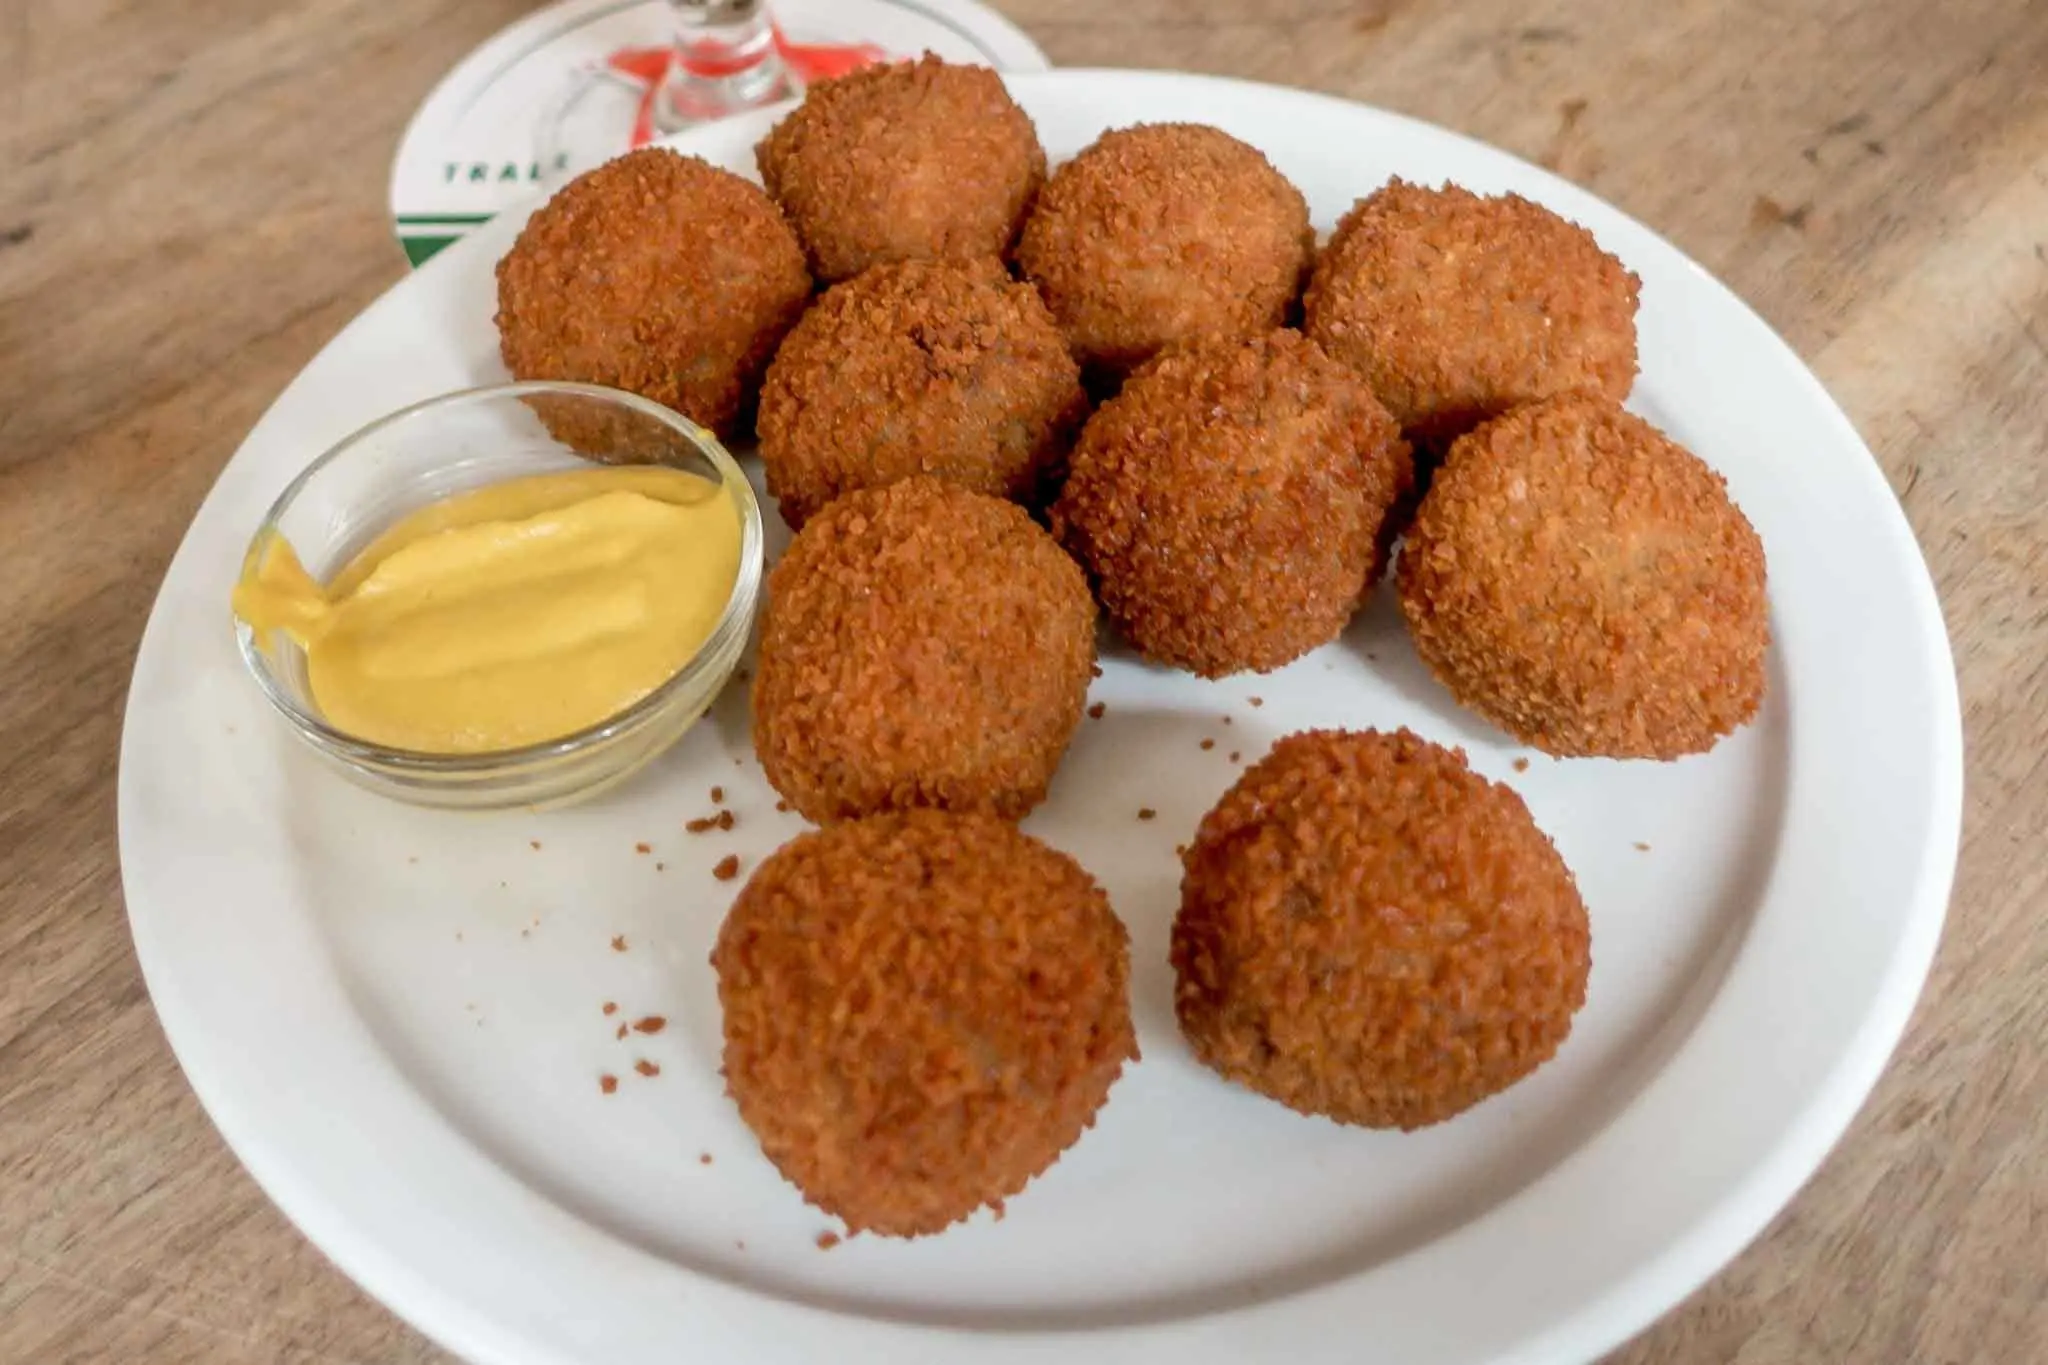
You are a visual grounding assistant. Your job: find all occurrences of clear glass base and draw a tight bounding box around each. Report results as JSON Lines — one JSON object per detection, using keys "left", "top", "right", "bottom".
{"left": 654, "top": 0, "right": 795, "bottom": 132}
{"left": 654, "top": 59, "right": 795, "bottom": 134}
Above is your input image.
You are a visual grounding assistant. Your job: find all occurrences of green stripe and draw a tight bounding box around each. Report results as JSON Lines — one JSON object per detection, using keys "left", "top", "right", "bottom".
{"left": 395, "top": 212, "right": 496, "bottom": 226}
{"left": 400, "top": 234, "right": 463, "bottom": 266}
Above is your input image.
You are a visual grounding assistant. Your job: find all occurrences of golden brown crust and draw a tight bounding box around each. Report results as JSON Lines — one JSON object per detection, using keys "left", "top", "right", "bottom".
{"left": 713, "top": 810, "right": 1137, "bottom": 1236}
{"left": 1397, "top": 395, "right": 1769, "bottom": 758}
{"left": 755, "top": 258, "right": 1088, "bottom": 528}
{"left": 752, "top": 477, "right": 1096, "bottom": 822}
{"left": 1049, "top": 330, "right": 1412, "bottom": 677}
{"left": 1303, "top": 179, "right": 1641, "bottom": 443}
{"left": 1015, "top": 123, "right": 1313, "bottom": 373}
{"left": 755, "top": 55, "right": 1045, "bottom": 282}
{"left": 1172, "top": 728, "right": 1590, "bottom": 1130}
{"left": 493, "top": 148, "right": 811, "bottom": 440}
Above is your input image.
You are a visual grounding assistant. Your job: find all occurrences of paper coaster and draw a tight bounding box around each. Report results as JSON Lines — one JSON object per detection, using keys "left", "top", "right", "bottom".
{"left": 391, "top": 0, "right": 1050, "bottom": 267}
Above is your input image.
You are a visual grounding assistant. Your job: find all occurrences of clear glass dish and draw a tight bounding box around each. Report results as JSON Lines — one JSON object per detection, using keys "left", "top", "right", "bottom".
{"left": 234, "top": 381, "right": 763, "bottom": 811}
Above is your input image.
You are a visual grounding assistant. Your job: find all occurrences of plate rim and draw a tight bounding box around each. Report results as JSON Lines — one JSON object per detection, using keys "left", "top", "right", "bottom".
{"left": 123, "top": 66, "right": 1964, "bottom": 1365}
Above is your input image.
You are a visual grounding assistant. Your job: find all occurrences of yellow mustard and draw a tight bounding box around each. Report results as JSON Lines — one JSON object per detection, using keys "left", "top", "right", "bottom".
{"left": 233, "top": 466, "right": 740, "bottom": 754}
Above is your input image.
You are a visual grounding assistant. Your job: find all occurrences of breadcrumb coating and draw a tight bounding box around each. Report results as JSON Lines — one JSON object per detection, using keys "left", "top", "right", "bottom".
{"left": 1016, "top": 123, "right": 1312, "bottom": 373}
{"left": 713, "top": 810, "right": 1137, "bottom": 1235}
{"left": 756, "top": 258, "right": 1087, "bottom": 527}
{"left": 495, "top": 148, "right": 811, "bottom": 440}
{"left": 756, "top": 55, "right": 1045, "bottom": 282}
{"left": 1304, "top": 179, "right": 1640, "bottom": 444}
{"left": 1172, "top": 728, "right": 1590, "bottom": 1130}
{"left": 1051, "top": 330, "right": 1412, "bottom": 677}
{"left": 753, "top": 477, "right": 1096, "bottom": 821}
{"left": 1397, "top": 395, "right": 1769, "bottom": 758}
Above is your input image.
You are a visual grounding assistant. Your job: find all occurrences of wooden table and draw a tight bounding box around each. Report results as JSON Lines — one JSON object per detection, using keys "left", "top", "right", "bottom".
{"left": 2, "top": 1, "right": 2042, "bottom": 1360}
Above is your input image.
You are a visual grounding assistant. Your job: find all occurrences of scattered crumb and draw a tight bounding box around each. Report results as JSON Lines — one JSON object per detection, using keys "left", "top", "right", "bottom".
{"left": 599, "top": 1074, "right": 618, "bottom": 1095}
{"left": 1635, "top": 841, "right": 1652, "bottom": 851}
{"left": 655, "top": 861, "right": 666, "bottom": 872}
{"left": 736, "top": 667, "right": 751, "bottom": 682}
{"left": 603, "top": 1001, "right": 618, "bottom": 1015}
{"left": 616, "top": 1022, "right": 629, "bottom": 1040}
{"left": 634, "top": 1059, "right": 661, "bottom": 1077}
{"left": 686, "top": 815, "right": 719, "bottom": 833}
{"left": 529, "top": 839, "right": 542, "bottom": 851}
{"left": 699, "top": 1152, "right": 713, "bottom": 1166}
{"left": 611, "top": 935, "right": 628, "bottom": 952}
{"left": 713, "top": 854, "right": 741, "bottom": 881}
{"left": 499, "top": 880, "right": 508, "bottom": 889}
{"left": 717, "top": 809, "right": 736, "bottom": 831}
{"left": 1087, "top": 702, "right": 1106, "bottom": 719}
{"left": 455, "top": 931, "right": 463, "bottom": 942}
{"left": 1174, "top": 843, "right": 1188, "bottom": 857}
{"left": 732, "top": 756, "right": 742, "bottom": 767}
{"left": 1222, "top": 715, "right": 1233, "bottom": 726}
{"left": 635, "top": 842, "right": 652, "bottom": 855}
{"left": 407, "top": 855, "right": 418, "bottom": 864}
{"left": 710, "top": 785, "right": 725, "bottom": 804}
{"left": 1514, "top": 758, "right": 1531, "bottom": 772}
{"left": 1200, "top": 738, "right": 1215, "bottom": 751}
{"left": 1249, "top": 696, "right": 1264, "bottom": 708}
{"left": 632, "top": 1015, "right": 667, "bottom": 1034}
{"left": 816, "top": 1232, "right": 841, "bottom": 1251}
{"left": 736, "top": 1240, "right": 747, "bottom": 1252}
{"left": 1138, "top": 808, "right": 1157, "bottom": 821}
{"left": 775, "top": 799, "right": 790, "bottom": 813}
{"left": 1090, "top": 662, "right": 1103, "bottom": 678}
{"left": 520, "top": 928, "right": 530, "bottom": 938}
{"left": 465, "top": 1002, "right": 476, "bottom": 1012}
{"left": 1229, "top": 751, "right": 1241, "bottom": 763}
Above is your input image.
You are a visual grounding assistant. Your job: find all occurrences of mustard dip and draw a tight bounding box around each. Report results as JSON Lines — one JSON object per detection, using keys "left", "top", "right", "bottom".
{"left": 233, "top": 466, "right": 741, "bottom": 754}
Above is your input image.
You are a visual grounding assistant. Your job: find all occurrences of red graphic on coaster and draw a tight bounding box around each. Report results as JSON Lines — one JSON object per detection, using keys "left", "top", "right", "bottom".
{"left": 604, "top": 27, "right": 884, "bottom": 149}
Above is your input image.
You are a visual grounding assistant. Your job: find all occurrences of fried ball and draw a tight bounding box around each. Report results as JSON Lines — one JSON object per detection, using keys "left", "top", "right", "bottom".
{"left": 1016, "top": 123, "right": 1313, "bottom": 374}
{"left": 1172, "top": 728, "right": 1590, "bottom": 1130}
{"left": 753, "top": 477, "right": 1096, "bottom": 822}
{"left": 495, "top": 148, "right": 810, "bottom": 442}
{"left": 755, "top": 258, "right": 1087, "bottom": 528}
{"left": 1397, "top": 395, "right": 1769, "bottom": 759}
{"left": 1303, "top": 179, "right": 1641, "bottom": 444}
{"left": 1050, "top": 330, "right": 1412, "bottom": 677}
{"left": 713, "top": 810, "right": 1138, "bottom": 1236}
{"left": 755, "top": 55, "right": 1045, "bottom": 282}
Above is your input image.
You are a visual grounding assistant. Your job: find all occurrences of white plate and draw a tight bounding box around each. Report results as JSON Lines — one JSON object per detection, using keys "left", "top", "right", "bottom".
{"left": 120, "top": 70, "right": 1963, "bottom": 1365}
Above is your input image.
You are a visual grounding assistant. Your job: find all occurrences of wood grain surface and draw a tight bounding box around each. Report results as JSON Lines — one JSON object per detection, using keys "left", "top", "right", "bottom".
{"left": 1, "top": 1, "right": 2042, "bottom": 1361}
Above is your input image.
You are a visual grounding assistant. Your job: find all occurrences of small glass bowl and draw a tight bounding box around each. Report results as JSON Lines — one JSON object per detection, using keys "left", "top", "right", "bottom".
{"left": 234, "top": 381, "right": 763, "bottom": 811}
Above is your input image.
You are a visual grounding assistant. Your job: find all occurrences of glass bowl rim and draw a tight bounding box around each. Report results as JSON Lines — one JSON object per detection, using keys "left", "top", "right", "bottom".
{"left": 233, "top": 379, "right": 764, "bottom": 775}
